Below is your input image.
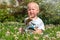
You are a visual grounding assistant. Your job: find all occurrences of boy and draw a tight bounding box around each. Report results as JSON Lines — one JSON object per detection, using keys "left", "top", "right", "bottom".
{"left": 19, "top": 2, "right": 45, "bottom": 34}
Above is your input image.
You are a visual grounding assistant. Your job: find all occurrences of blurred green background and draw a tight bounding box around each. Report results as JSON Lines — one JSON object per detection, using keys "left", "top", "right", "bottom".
{"left": 0, "top": 0, "right": 60, "bottom": 25}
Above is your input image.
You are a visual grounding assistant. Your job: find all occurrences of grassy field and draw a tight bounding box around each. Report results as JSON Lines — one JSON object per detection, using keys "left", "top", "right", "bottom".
{"left": 0, "top": 22, "right": 60, "bottom": 40}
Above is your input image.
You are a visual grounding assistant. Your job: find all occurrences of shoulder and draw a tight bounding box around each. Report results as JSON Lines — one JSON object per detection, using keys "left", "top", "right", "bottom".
{"left": 32, "top": 17, "right": 44, "bottom": 24}
{"left": 36, "top": 17, "right": 45, "bottom": 30}
{"left": 36, "top": 17, "right": 43, "bottom": 23}
{"left": 36, "top": 17, "right": 44, "bottom": 25}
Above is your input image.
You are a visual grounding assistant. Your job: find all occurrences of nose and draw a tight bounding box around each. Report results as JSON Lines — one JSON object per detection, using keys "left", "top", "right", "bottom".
{"left": 30, "top": 10, "right": 33, "bottom": 13}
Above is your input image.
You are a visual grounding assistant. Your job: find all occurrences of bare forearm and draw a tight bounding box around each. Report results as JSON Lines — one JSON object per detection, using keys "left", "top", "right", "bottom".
{"left": 33, "top": 29, "right": 43, "bottom": 34}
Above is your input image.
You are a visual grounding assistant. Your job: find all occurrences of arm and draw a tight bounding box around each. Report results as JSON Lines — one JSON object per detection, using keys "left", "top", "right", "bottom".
{"left": 33, "top": 27, "right": 43, "bottom": 34}
{"left": 33, "top": 20, "right": 45, "bottom": 34}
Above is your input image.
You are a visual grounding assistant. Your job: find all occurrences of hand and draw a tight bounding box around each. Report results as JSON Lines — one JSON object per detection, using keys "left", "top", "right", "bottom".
{"left": 29, "top": 16, "right": 33, "bottom": 20}
{"left": 34, "top": 27, "right": 38, "bottom": 30}
{"left": 33, "top": 29, "right": 43, "bottom": 34}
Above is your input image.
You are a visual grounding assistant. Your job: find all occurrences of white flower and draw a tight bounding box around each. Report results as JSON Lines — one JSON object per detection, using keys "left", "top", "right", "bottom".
{"left": 56, "top": 31, "right": 60, "bottom": 38}
{"left": 6, "top": 31, "right": 10, "bottom": 36}
{"left": 16, "top": 32, "right": 20, "bottom": 35}
{"left": 14, "top": 27, "right": 18, "bottom": 30}
{"left": 34, "top": 36, "right": 39, "bottom": 40}
{"left": 13, "top": 34, "right": 18, "bottom": 40}
{"left": 15, "top": 36, "right": 18, "bottom": 40}
{"left": 13, "top": 34, "right": 17, "bottom": 37}
{"left": 51, "top": 37, "right": 56, "bottom": 40}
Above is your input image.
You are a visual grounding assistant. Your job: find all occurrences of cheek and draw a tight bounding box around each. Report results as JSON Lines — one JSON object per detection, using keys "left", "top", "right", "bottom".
{"left": 27, "top": 11, "right": 31, "bottom": 16}
{"left": 34, "top": 11, "right": 37, "bottom": 15}
{"left": 28, "top": 11, "right": 30, "bottom": 15}
{"left": 35, "top": 11, "right": 39, "bottom": 15}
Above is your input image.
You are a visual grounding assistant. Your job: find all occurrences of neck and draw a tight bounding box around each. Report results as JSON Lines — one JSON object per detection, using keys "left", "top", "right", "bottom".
{"left": 33, "top": 16, "right": 38, "bottom": 20}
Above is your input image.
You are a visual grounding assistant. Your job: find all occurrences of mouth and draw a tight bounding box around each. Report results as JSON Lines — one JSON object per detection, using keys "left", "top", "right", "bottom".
{"left": 29, "top": 15, "right": 35, "bottom": 18}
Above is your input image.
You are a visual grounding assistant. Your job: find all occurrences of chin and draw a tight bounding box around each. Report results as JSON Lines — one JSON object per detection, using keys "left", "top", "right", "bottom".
{"left": 31, "top": 17, "right": 34, "bottom": 18}
{"left": 29, "top": 15, "right": 35, "bottom": 18}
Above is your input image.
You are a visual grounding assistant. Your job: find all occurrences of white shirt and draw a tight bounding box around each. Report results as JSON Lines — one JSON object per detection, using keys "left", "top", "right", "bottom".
{"left": 24, "top": 17, "right": 45, "bottom": 30}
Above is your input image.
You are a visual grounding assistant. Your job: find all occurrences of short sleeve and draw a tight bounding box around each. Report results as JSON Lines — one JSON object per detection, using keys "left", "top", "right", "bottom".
{"left": 33, "top": 18, "right": 45, "bottom": 30}
{"left": 37, "top": 21, "right": 45, "bottom": 30}
{"left": 24, "top": 17, "right": 28, "bottom": 25}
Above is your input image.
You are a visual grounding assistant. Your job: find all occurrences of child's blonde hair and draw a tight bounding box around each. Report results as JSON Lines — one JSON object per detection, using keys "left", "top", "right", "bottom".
{"left": 27, "top": 2, "right": 39, "bottom": 11}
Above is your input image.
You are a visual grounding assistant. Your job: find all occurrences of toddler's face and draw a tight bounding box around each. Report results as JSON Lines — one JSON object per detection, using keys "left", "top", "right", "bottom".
{"left": 27, "top": 3, "right": 39, "bottom": 18}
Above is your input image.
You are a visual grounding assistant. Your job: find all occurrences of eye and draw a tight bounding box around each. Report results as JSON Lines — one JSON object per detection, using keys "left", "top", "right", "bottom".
{"left": 28, "top": 9, "right": 31, "bottom": 11}
{"left": 32, "top": 9, "right": 35, "bottom": 10}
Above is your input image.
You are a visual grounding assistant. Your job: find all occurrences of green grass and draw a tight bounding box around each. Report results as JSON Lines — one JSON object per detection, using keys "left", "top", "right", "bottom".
{"left": 0, "top": 22, "right": 60, "bottom": 40}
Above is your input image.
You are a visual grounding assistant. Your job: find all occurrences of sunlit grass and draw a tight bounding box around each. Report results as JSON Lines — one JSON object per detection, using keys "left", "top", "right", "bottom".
{"left": 0, "top": 22, "right": 60, "bottom": 40}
